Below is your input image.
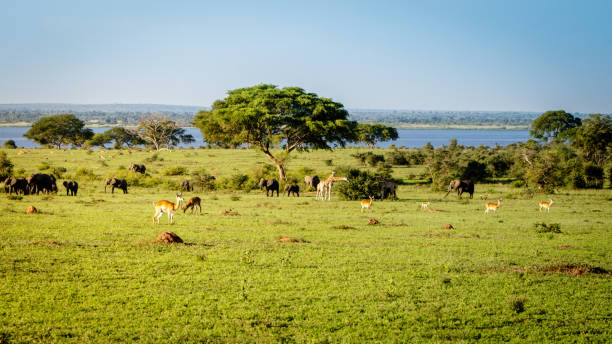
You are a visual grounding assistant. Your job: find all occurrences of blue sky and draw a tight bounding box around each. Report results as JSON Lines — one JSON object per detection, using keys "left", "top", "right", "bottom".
{"left": 1, "top": 0, "right": 610, "bottom": 112}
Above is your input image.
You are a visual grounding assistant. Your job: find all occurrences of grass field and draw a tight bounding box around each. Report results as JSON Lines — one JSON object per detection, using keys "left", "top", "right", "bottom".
{"left": 1, "top": 148, "right": 610, "bottom": 343}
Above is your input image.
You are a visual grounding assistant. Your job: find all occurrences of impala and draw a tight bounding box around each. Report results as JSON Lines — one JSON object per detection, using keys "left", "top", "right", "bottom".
{"left": 485, "top": 198, "right": 502, "bottom": 213}
{"left": 361, "top": 196, "right": 374, "bottom": 212}
{"left": 539, "top": 199, "right": 554, "bottom": 212}
{"left": 420, "top": 201, "right": 431, "bottom": 210}
{"left": 183, "top": 196, "right": 202, "bottom": 214}
{"left": 153, "top": 193, "right": 184, "bottom": 224}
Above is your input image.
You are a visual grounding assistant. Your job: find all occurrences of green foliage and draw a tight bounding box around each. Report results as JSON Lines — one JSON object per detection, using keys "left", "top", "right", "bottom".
{"left": 461, "top": 160, "right": 489, "bottom": 182}
{"left": 163, "top": 166, "right": 188, "bottom": 176}
{"left": 356, "top": 123, "right": 398, "bottom": 148}
{"left": 134, "top": 115, "right": 194, "bottom": 151}
{"left": 509, "top": 297, "right": 526, "bottom": 314}
{"left": 6, "top": 195, "right": 22, "bottom": 200}
{"left": 75, "top": 168, "right": 99, "bottom": 181}
{"left": 193, "top": 84, "right": 358, "bottom": 179}
{"left": 335, "top": 168, "right": 381, "bottom": 200}
{"left": 87, "top": 127, "right": 145, "bottom": 148}
{"left": 24, "top": 114, "right": 94, "bottom": 148}
{"left": 570, "top": 114, "right": 612, "bottom": 165}
{"left": 3, "top": 140, "right": 17, "bottom": 149}
{"left": 530, "top": 110, "right": 581, "bottom": 143}
{"left": 0, "top": 151, "right": 14, "bottom": 179}
{"left": 190, "top": 169, "right": 216, "bottom": 191}
{"left": 351, "top": 152, "right": 385, "bottom": 167}
{"left": 584, "top": 164, "right": 604, "bottom": 189}
{"left": 218, "top": 173, "right": 251, "bottom": 191}
{"left": 534, "top": 222, "right": 562, "bottom": 233}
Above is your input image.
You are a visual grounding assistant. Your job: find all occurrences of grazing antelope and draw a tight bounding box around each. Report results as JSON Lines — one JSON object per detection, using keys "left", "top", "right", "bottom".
{"left": 485, "top": 198, "right": 502, "bottom": 214}
{"left": 361, "top": 196, "right": 374, "bottom": 212}
{"left": 539, "top": 199, "right": 554, "bottom": 212}
{"left": 153, "top": 193, "right": 184, "bottom": 224}
{"left": 182, "top": 196, "right": 202, "bottom": 214}
{"left": 420, "top": 201, "right": 431, "bottom": 210}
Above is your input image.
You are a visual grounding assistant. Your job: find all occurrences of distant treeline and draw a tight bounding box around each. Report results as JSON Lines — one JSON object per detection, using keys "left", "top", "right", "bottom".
{"left": 0, "top": 104, "right": 600, "bottom": 128}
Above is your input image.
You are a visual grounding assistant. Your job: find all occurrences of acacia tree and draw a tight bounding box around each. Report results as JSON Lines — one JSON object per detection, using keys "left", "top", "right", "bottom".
{"left": 24, "top": 114, "right": 94, "bottom": 148}
{"left": 571, "top": 114, "right": 612, "bottom": 165}
{"left": 530, "top": 110, "right": 582, "bottom": 143}
{"left": 193, "top": 84, "right": 358, "bottom": 180}
{"left": 134, "top": 115, "right": 194, "bottom": 150}
{"left": 356, "top": 123, "right": 398, "bottom": 148}
{"left": 88, "top": 127, "right": 146, "bottom": 149}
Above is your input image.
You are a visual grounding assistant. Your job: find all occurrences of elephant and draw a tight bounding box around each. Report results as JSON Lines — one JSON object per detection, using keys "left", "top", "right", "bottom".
{"left": 26, "top": 173, "right": 57, "bottom": 194}
{"left": 380, "top": 179, "right": 397, "bottom": 200}
{"left": 63, "top": 180, "right": 78, "bottom": 196}
{"left": 7, "top": 177, "right": 29, "bottom": 195}
{"left": 284, "top": 184, "right": 300, "bottom": 197}
{"left": 180, "top": 180, "right": 193, "bottom": 192}
{"left": 304, "top": 175, "right": 320, "bottom": 190}
{"left": 259, "top": 178, "right": 279, "bottom": 197}
{"left": 444, "top": 180, "right": 474, "bottom": 199}
{"left": 128, "top": 163, "right": 146, "bottom": 174}
{"left": 104, "top": 178, "right": 128, "bottom": 194}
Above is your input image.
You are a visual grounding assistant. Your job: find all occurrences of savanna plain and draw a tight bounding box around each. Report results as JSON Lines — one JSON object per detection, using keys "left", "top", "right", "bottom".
{"left": 0, "top": 148, "right": 610, "bottom": 343}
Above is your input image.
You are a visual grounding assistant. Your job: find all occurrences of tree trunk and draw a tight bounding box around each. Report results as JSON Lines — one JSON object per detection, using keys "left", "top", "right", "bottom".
{"left": 262, "top": 149, "right": 287, "bottom": 181}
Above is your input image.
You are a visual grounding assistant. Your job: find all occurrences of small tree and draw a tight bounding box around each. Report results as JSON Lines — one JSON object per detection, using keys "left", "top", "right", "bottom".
{"left": 530, "top": 110, "right": 581, "bottom": 143}
{"left": 0, "top": 151, "right": 14, "bottom": 180}
{"left": 356, "top": 123, "right": 398, "bottom": 148}
{"left": 570, "top": 114, "right": 612, "bottom": 165}
{"left": 88, "top": 127, "right": 146, "bottom": 149}
{"left": 134, "top": 115, "right": 194, "bottom": 151}
{"left": 24, "top": 114, "right": 94, "bottom": 148}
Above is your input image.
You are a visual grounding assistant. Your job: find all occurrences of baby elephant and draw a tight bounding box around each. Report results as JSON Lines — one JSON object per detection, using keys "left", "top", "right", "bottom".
{"left": 284, "top": 184, "right": 299, "bottom": 197}
{"left": 63, "top": 180, "right": 78, "bottom": 196}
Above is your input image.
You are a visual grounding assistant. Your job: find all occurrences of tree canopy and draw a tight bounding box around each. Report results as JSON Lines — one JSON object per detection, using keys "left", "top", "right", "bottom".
{"left": 530, "top": 110, "right": 581, "bottom": 142}
{"left": 193, "top": 84, "right": 358, "bottom": 179}
{"left": 88, "top": 127, "right": 146, "bottom": 149}
{"left": 570, "top": 114, "right": 612, "bottom": 165}
{"left": 134, "top": 115, "right": 194, "bottom": 151}
{"left": 356, "top": 123, "right": 398, "bottom": 148}
{"left": 24, "top": 114, "right": 93, "bottom": 148}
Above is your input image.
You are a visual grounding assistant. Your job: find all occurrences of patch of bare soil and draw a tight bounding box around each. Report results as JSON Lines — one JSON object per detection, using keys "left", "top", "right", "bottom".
{"left": 555, "top": 245, "right": 573, "bottom": 250}
{"left": 202, "top": 227, "right": 216, "bottom": 231}
{"left": 541, "top": 264, "right": 609, "bottom": 276}
{"left": 155, "top": 231, "right": 184, "bottom": 244}
{"left": 384, "top": 223, "right": 408, "bottom": 227}
{"left": 28, "top": 241, "right": 62, "bottom": 246}
{"left": 441, "top": 224, "right": 454, "bottom": 230}
{"left": 333, "top": 225, "right": 356, "bottom": 230}
{"left": 424, "top": 243, "right": 435, "bottom": 247}
{"left": 368, "top": 218, "right": 380, "bottom": 225}
{"left": 267, "top": 220, "right": 291, "bottom": 225}
{"left": 26, "top": 205, "right": 39, "bottom": 214}
{"left": 219, "top": 209, "right": 239, "bottom": 216}
{"left": 276, "top": 236, "right": 309, "bottom": 243}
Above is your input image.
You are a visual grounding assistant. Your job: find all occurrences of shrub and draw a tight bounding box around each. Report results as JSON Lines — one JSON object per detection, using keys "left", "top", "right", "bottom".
{"left": 0, "top": 151, "right": 14, "bottom": 180}
{"left": 385, "top": 149, "right": 409, "bottom": 165}
{"left": 584, "top": 164, "right": 604, "bottom": 189}
{"left": 163, "top": 166, "right": 188, "bottom": 176}
{"left": 190, "top": 169, "right": 216, "bottom": 191}
{"left": 570, "top": 171, "right": 586, "bottom": 189}
{"left": 3, "top": 140, "right": 17, "bottom": 149}
{"left": 75, "top": 168, "right": 98, "bottom": 181}
{"left": 608, "top": 166, "right": 612, "bottom": 188}
{"left": 324, "top": 159, "right": 333, "bottom": 166}
{"left": 509, "top": 297, "right": 526, "bottom": 314}
{"left": 534, "top": 222, "right": 561, "bottom": 233}
{"left": 461, "top": 160, "right": 489, "bottom": 182}
{"left": 335, "top": 168, "right": 381, "bottom": 200}
{"left": 218, "top": 173, "right": 251, "bottom": 191}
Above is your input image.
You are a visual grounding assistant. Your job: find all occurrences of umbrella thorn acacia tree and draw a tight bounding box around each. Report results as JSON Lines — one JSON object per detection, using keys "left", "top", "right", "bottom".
{"left": 193, "top": 84, "right": 358, "bottom": 180}
{"left": 24, "top": 114, "right": 94, "bottom": 149}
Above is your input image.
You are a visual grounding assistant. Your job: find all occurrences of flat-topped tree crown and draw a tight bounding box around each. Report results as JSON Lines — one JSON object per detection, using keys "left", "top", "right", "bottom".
{"left": 193, "top": 84, "right": 358, "bottom": 180}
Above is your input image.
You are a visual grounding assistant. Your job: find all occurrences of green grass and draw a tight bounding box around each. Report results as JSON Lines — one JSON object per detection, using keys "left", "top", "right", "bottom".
{"left": 0, "top": 148, "right": 610, "bottom": 343}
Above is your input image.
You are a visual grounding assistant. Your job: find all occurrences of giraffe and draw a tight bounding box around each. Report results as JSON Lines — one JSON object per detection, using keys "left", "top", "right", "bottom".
{"left": 316, "top": 172, "right": 348, "bottom": 200}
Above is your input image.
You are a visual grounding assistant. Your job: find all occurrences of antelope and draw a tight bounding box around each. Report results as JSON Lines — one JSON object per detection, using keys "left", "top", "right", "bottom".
{"left": 182, "top": 196, "right": 202, "bottom": 214}
{"left": 153, "top": 193, "right": 184, "bottom": 224}
{"left": 420, "top": 201, "right": 431, "bottom": 210}
{"left": 539, "top": 199, "right": 554, "bottom": 212}
{"left": 361, "top": 196, "right": 374, "bottom": 212}
{"left": 485, "top": 198, "right": 502, "bottom": 213}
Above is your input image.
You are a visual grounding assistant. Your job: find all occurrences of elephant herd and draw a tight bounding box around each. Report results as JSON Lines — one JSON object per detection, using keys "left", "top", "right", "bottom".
{"left": 3, "top": 173, "right": 82, "bottom": 196}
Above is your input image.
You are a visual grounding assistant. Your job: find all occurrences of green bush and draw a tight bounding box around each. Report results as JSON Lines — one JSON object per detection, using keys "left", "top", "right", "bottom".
{"left": 584, "top": 164, "right": 604, "bottom": 189}
{"left": 190, "top": 169, "right": 216, "bottom": 191}
{"left": 218, "top": 173, "right": 251, "bottom": 191}
{"left": 3, "top": 140, "right": 17, "bottom": 149}
{"left": 163, "top": 166, "right": 188, "bottom": 176}
{"left": 335, "top": 168, "right": 380, "bottom": 200}
{"left": 75, "top": 168, "right": 99, "bottom": 181}
{"left": 534, "top": 222, "right": 561, "bottom": 233}
{"left": 385, "top": 150, "right": 409, "bottom": 165}
{"left": 0, "top": 151, "right": 14, "bottom": 180}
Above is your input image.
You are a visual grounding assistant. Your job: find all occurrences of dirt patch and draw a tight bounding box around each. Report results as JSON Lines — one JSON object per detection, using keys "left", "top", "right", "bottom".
{"left": 155, "top": 231, "right": 184, "bottom": 244}
{"left": 367, "top": 218, "right": 380, "bottom": 225}
{"left": 28, "top": 241, "right": 62, "bottom": 246}
{"left": 202, "top": 227, "right": 216, "bottom": 231}
{"left": 541, "top": 264, "right": 609, "bottom": 276}
{"left": 384, "top": 223, "right": 408, "bottom": 227}
{"left": 26, "top": 205, "right": 39, "bottom": 214}
{"left": 219, "top": 209, "right": 239, "bottom": 216}
{"left": 555, "top": 245, "right": 573, "bottom": 250}
{"left": 333, "top": 225, "right": 356, "bottom": 230}
{"left": 441, "top": 224, "right": 454, "bottom": 230}
{"left": 276, "top": 236, "right": 309, "bottom": 243}
{"left": 424, "top": 243, "right": 435, "bottom": 247}
{"left": 267, "top": 220, "right": 291, "bottom": 225}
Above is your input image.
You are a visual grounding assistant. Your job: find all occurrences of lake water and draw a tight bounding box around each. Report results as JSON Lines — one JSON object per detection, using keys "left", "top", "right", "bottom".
{"left": 0, "top": 127, "right": 531, "bottom": 149}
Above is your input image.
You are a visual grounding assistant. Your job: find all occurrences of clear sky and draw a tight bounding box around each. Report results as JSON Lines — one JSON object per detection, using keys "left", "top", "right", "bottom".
{"left": 1, "top": 0, "right": 610, "bottom": 113}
